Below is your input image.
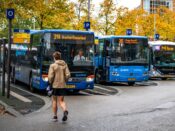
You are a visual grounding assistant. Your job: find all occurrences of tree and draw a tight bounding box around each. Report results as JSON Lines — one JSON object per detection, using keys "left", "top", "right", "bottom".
{"left": 98, "top": 0, "right": 116, "bottom": 35}
{"left": 72, "top": 0, "right": 95, "bottom": 31}
{"left": 22, "top": 0, "right": 75, "bottom": 29}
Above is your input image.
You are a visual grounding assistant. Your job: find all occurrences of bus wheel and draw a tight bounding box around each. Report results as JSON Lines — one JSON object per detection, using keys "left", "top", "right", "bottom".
{"left": 161, "top": 78, "right": 167, "bottom": 80}
{"left": 73, "top": 90, "right": 80, "bottom": 93}
{"left": 128, "top": 82, "right": 135, "bottom": 86}
{"left": 29, "top": 77, "right": 35, "bottom": 92}
{"left": 95, "top": 71, "right": 101, "bottom": 84}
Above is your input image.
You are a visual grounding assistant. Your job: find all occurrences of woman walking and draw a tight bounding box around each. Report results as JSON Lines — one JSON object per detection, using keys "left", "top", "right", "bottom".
{"left": 48, "top": 52, "right": 70, "bottom": 122}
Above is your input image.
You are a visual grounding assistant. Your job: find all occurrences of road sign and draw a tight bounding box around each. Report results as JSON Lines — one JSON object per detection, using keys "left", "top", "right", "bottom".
{"left": 126, "top": 29, "right": 132, "bottom": 35}
{"left": 13, "top": 29, "right": 30, "bottom": 44}
{"left": 14, "top": 29, "right": 30, "bottom": 33}
{"left": 155, "top": 34, "right": 160, "bottom": 40}
{"left": 84, "top": 22, "right": 91, "bottom": 30}
{"left": 6, "top": 9, "right": 15, "bottom": 19}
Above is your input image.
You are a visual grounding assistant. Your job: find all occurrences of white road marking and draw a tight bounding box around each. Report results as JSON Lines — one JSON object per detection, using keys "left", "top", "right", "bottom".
{"left": 86, "top": 89, "right": 109, "bottom": 96}
{"left": 94, "top": 85, "right": 113, "bottom": 92}
{"left": 156, "top": 102, "right": 175, "bottom": 109}
{"left": 10, "top": 91, "right": 32, "bottom": 103}
{"left": 79, "top": 91, "right": 93, "bottom": 96}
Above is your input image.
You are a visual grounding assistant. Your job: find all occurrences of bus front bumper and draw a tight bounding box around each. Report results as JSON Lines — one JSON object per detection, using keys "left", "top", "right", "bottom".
{"left": 109, "top": 76, "right": 149, "bottom": 82}
{"left": 66, "top": 81, "right": 94, "bottom": 90}
{"left": 39, "top": 80, "right": 94, "bottom": 90}
{"left": 149, "top": 75, "right": 175, "bottom": 79}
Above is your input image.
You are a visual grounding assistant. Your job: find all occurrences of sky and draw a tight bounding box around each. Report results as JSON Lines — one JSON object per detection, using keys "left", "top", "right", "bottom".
{"left": 71, "top": 0, "right": 141, "bottom": 10}
{"left": 116, "top": 0, "right": 141, "bottom": 9}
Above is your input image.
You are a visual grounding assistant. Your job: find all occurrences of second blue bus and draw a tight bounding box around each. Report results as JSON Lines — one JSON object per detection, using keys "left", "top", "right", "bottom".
{"left": 94, "top": 35, "right": 149, "bottom": 86}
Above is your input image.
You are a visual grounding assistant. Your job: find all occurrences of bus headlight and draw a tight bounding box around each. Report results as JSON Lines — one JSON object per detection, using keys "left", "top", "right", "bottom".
{"left": 150, "top": 67, "right": 161, "bottom": 77}
{"left": 68, "top": 78, "right": 73, "bottom": 82}
{"left": 42, "top": 75, "right": 48, "bottom": 82}
{"left": 86, "top": 75, "right": 94, "bottom": 82}
{"left": 143, "top": 72, "right": 148, "bottom": 76}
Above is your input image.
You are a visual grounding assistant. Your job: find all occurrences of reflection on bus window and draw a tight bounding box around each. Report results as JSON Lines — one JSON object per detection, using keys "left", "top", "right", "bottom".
{"left": 110, "top": 38, "right": 149, "bottom": 64}
{"left": 153, "top": 49, "right": 175, "bottom": 66}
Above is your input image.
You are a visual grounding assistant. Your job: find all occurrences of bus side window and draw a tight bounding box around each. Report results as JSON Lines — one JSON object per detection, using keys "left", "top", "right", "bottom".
{"left": 95, "top": 44, "right": 99, "bottom": 56}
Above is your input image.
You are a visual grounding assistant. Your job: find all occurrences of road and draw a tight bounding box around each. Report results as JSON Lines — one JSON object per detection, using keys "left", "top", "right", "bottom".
{"left": 1, "top": 80, "right": 175, "bottom": 131}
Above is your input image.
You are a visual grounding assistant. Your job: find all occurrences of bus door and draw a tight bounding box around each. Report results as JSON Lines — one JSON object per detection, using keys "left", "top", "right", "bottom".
{"left": 104, "top": 39, "right": 111, "bottom": 81}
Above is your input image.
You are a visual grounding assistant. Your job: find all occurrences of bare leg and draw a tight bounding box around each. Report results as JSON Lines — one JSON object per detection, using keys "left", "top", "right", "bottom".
{"left": 58, "top": 96, "right": 67, "bottom": 112}
{"left": 58, "top": 96, "right": 68, "bottom": 121}
{"left": 52, "top": 96, "right": 57, "bottom": 116}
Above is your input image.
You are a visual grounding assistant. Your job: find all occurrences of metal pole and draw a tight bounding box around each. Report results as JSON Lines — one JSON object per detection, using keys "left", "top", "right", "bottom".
{"left": 86, "top": 0, "right": 90, "bottom": 31}
{"left": 7, "top": 19, "right": 12, "bottom": 98}
{"left": 88, "top": 0, "right": 90, "bottom": 22}
{"left": 153, "top": 0, "right": 156, "bottom": 41}
{"left": 2, "top": 38, "right": 6, "bottom": 96}
{"left": 154, "top": 13, "right": 156, "bottom": 40}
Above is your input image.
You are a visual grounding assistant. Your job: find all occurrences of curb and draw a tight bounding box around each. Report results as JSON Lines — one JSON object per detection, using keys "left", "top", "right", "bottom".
{"left": 11, "top": 84, "right": 51, "bottom": 116}
{"left": 0, "top": 100, "right": 23, "bottom": 117}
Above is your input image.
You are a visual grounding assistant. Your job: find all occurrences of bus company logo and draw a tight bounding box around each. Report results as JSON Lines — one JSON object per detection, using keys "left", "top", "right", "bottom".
{"left": 161, "top": 46, "right": 174, "bottom": 51}
{"left": 125, "top": 39, "right": 138, "bottom": 44}
{"left": 53, "top": 34, "right": 86, "bottom": 41}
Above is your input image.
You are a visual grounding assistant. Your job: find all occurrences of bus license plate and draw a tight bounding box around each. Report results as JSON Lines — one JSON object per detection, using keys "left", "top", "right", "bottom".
{"left": 65, "top": 85, "right": 76, "bottom": 89}
{"left": 128, "top": 78, "right": 136, "bottom": 81}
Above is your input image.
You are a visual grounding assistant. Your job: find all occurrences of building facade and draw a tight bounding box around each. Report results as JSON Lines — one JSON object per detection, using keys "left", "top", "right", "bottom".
{"left": 141, "top": 0, "right": 175, "bottom": 13}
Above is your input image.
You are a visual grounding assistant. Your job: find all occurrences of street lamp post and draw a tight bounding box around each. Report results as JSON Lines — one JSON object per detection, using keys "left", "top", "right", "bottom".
{"left": 153, "top": 0, "right": 157, "bottom": 41}
{"left": 88, "top": 0, "right": 90, "bottom": 22}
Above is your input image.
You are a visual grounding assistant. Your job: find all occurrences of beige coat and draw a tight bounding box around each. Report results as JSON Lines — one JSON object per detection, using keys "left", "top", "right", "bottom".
{"left": 48, "top": 60, "right": 70, "bottom": 89}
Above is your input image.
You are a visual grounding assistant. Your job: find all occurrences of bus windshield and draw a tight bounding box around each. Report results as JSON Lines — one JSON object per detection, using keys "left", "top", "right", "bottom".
{"left": 42, "top": 33, "right": 94, "bottom": 68}
{"left": 110, "top": 38, "right": 149, "bottom": 65}
{"left": 152, "top": 45, "right": 175, "bottom": 67}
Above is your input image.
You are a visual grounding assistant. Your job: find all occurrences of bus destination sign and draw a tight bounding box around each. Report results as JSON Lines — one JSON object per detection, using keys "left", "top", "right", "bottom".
{"left": 161, "top": 45, "right": 175, "bottom": 51}
{"left": 53, "top": 34, "right": 87, "bottom": 41}
{"left": 119, "top": 39, "right": 138, "bottom": 44}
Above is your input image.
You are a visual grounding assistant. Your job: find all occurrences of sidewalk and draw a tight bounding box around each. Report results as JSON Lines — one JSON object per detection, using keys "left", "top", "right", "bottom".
{"left": 0, "top": 103, "right": 5, "bottom": 115}
{"left": 0, "top": 84, "right": 45, "bottom": 116}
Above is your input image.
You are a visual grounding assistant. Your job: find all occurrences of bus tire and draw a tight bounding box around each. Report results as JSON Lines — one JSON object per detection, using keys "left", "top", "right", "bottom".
{"left": 73, "top": 90, "right": 80, "bottom": 93}
{"left": 95, "top": 71, "right": 101, "bottom": 84}
{"left": 128, "top": 82, "right": 135, "bottom": 86}
{"left": 161, "top": 78, "right": 167, "bottom": 80}
{"left": 29, "top": 76, "right": 35, "bottom": 93}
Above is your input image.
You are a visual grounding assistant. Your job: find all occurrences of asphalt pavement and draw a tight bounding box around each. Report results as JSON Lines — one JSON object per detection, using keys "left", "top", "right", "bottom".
{"left": 1, "top": 80, "right": 175, "bottom": 131}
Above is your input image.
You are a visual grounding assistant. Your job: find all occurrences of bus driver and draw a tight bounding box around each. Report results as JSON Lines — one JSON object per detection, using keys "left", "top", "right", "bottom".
{"left": 73, "top": 49, "right": 85, "bottom": 61}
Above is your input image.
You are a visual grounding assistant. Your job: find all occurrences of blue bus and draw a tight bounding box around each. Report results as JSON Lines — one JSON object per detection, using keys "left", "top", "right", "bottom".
{"left": 149, "top": 41, "right": 175, "bottom": 80}
{"left": 11, "top": 30, "right": 95, "bottom": 92}
{"left": 94, "top": 36, "right": 149, "bottom": 86}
